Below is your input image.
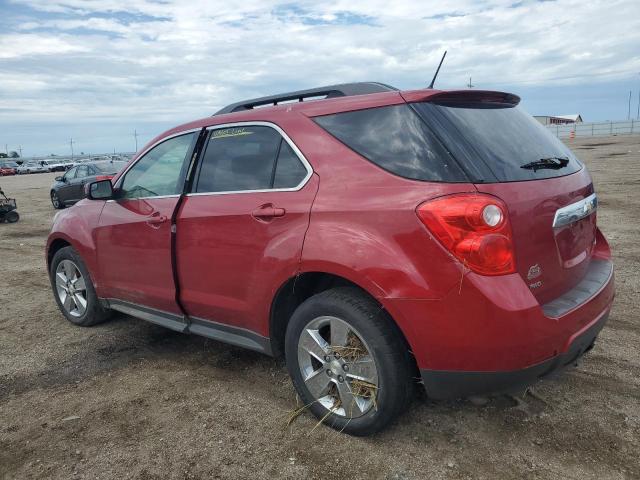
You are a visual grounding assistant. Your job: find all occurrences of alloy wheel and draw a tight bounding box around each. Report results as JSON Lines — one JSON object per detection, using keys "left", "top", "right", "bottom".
{"left": 55, "top": 260, "right": 88, "bottom": 317}
{"left": 297, "top": 316, "right": 379, "bottom": 418}
{"left": 51, "top": 192, "right": 60, "bottom": 208}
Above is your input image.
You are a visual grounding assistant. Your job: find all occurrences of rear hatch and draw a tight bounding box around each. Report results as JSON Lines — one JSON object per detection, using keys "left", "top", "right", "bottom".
{"left": 411, "top": 92, "right": 596, "bottom": 304}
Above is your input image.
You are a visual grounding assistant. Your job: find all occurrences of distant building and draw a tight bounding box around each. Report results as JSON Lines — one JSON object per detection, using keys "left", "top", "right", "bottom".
{"left": 534, "top": 114, "right": 583, "bottom": 125}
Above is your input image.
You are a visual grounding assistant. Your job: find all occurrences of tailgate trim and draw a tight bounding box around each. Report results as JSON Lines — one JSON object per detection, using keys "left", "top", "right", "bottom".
{"left": 542, "top": 259, "right": 612, "bottom": 318}
{"left": 552, "top": 192, "right": 597, "bottom": 228}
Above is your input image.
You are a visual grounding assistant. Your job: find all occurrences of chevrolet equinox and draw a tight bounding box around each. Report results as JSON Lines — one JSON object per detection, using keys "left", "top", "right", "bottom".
{"left": 47, "top": 82, "right": 615, "bottom": 435}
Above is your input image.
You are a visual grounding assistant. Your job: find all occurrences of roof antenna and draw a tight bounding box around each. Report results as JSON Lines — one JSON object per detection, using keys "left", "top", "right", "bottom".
{"left": 428, "top": 50, "right": 447, "bottom": 89}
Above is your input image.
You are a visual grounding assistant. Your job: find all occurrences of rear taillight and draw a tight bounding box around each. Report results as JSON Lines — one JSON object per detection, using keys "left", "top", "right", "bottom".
{"left": 416, "top": 194, "right": 515, "bottom": 276}
{"left": 95, "top": 175, "right": 114, "bottom": 181}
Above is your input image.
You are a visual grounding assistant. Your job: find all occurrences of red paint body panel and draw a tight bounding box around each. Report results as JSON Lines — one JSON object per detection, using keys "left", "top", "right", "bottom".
{"left": 175, "top": 175, "right": 319, "bottom": 335}
{"left": 476, "top": 169, "right": 596, "bottom": 304}
{"left": 47, "top": 85, "right": 615, "bottom": 391}
{"left": 94, "top": 197, "right": 180, "bottom": 313}
{"left": 47, "top": 198, "right": 105, "bottom": 284}
{"left": 385, "top": 229, "right": 613, "bottom": 371}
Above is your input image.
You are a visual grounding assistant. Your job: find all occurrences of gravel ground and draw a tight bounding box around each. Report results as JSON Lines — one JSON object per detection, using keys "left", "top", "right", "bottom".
{"left": 1, "top": 135, "right": 639, "bottom": 480}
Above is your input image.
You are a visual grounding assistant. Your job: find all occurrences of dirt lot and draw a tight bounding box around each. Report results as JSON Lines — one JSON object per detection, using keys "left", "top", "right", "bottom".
{"left": 1, "top": 136, "right": 639, "bottom": 480}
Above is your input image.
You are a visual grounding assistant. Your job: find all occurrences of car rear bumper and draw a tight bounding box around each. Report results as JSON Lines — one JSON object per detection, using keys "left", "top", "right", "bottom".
{"left": 383, "top": 230, "right": 614, "bottom": 399}
{"left": 420, "top": 308, "right": 609, "bottom": 399}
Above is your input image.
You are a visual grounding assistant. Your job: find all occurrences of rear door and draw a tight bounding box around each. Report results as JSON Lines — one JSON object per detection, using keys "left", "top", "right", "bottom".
{"left": 176, "top": 124, "right": 317, "bottom": 335}
{"left": 94, "top": 131, "right": 198, "bottom": 314}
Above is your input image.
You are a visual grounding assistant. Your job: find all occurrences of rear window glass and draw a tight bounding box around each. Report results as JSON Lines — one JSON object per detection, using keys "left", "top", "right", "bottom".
{"left": 313, "top": 105, "right": 467, "bottom": 182}
{"left": 413, "top": 102, "right": 582, "bottom": 182}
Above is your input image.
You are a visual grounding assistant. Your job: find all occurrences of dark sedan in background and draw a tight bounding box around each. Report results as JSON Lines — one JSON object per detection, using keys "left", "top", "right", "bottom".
{"left": 50, "top": 160, "right": 126, "bottom": 209}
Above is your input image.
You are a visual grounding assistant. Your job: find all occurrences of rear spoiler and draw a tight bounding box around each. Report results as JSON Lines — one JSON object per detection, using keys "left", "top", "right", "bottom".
{"left": 401, "top": 89, "right": 520, "bottom": 107}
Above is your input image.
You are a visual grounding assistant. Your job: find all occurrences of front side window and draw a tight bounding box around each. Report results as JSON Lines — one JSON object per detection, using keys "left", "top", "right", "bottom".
{"left": 64, "top": 167, "right": 78, "bottom": 180}
{"left": 120, "top": 132, "right": 196, "bottom": 199}
{"left": 195, "top": 125, "right": 308, "bottom": 193}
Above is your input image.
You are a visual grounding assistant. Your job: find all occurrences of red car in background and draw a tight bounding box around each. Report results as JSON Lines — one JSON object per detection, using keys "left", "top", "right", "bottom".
{"left": 0, "top": 161, "right": 18, "bottom": 175}
{"left": 46, "top": 82, "right": 614, "bottom": 435}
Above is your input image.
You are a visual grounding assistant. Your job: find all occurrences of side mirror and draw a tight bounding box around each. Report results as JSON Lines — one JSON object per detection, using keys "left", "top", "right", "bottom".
{"left": 86, "top": 179, "right": 114, "bottom": 200}
{"left": 55, "top": 176, "right": 64, "bottom": 182}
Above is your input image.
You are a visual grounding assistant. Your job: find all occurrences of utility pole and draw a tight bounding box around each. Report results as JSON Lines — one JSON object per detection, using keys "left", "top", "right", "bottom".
{"left": 467, "top": 76, "right": 474, "bottom": 88}
{"left": 4, "top": 144, "right": 7, "bottom": 155}
{"left": 637, "top": 73, "right": 640, "bottom": 119}
{"left": 18, "top": 145, "right": 22, "bottom": 158}
{"left": 134, "top": 129, "right": 139, "bottom": 152}
{"left": 70, "top": 138, "right": 75, "bottom": 160}
{"left": 628, "top": 90, "right": 632, "bottom": 120}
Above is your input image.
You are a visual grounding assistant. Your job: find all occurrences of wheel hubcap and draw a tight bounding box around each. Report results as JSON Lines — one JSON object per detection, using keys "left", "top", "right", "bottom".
{"left": 55, "top": 260, "right": 88, "bottom": 317}
{"left": 297, "top": 316, "right": 379, "bottom": 418}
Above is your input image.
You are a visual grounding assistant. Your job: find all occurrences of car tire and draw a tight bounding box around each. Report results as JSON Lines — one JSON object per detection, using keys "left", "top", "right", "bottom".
{"left": 50, "top": 246, "right": 112, "bottom": 327}
{"left": 5, "top": 211, "right": 19, "bottom": 223}
{"left": 51, "top": 191, "right": 64, "bottom": 209}
{"left": 284, "top": 287, "right": 413, "bottom": 436}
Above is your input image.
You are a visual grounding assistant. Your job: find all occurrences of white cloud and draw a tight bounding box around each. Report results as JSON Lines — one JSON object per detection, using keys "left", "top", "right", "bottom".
{"left": 1, "top": 0, "right": 639, "bottom": 155}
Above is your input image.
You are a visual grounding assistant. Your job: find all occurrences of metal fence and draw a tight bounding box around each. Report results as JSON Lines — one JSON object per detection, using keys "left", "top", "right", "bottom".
{"left": 546, "top": 120, "right": 639, "bottom": 138}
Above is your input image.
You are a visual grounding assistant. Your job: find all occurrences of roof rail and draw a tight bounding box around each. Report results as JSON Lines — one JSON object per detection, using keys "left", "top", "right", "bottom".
{"left": 213, "top": 82, "right": 398, "bottom": 116}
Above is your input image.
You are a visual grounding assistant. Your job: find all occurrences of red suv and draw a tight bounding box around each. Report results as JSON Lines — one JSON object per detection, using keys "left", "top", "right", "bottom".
{"left": 47, "top": 83, "right": 614, "bottom": 435}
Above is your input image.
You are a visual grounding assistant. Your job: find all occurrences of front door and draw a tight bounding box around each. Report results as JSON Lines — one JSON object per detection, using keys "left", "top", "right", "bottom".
{"left": 56, "top": 166, "right": 79, "bottom": 205}
{"left": 176, "top": 124, "right": 317, "bottom": 335}
{"left": 94, "top": 131, "right": 198, "bottom": 314}
{"left": 67, "top": 164, "right": 90, "bottom": 203}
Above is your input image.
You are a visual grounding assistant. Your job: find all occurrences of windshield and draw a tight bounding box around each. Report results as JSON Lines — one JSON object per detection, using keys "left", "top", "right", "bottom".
{"left": 93, "top": 161, "right": 126, "bottom": 173}
{"left": 2, "top": 162, "right": 19, "bottom": 167}
{"left": 413, "top": 102, "right": 582, "bottom": 182}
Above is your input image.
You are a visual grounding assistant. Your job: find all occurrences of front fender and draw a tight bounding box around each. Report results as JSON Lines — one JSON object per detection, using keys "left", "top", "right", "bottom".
{"left": 47, "top": 201, "right": 106, "bottom": 292}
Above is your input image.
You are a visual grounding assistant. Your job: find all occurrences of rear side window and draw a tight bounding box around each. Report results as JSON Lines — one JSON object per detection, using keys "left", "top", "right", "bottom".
{"left": 273, "top": 142, "right": 308, "bottom": 188}
{"left": 195, "top": 126, "right": 308, "bottom": 193}
{"left": 313, "top": 104, "right": 467, "bottom": 182}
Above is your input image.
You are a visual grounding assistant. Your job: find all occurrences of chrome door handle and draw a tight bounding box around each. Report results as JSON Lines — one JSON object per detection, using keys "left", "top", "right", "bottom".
{"left": 251, "top": 204, "right": 286, "bottom": 221}
{"left": 146, "top": 212, "right": 168, "bottom": 226}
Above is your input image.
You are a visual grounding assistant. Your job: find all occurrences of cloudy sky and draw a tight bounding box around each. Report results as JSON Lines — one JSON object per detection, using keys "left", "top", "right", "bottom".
{"left": 1, "top": 0, "right": 639, "bottom": 157}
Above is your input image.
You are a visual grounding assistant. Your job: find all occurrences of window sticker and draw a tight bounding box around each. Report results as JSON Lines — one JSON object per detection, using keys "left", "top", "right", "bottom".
{"left": 210, "top": 127, "right": 253, "bottom": 140}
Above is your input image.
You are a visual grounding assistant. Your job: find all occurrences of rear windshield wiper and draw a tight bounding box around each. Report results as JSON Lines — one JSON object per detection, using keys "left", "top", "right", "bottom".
{"left": 520, "top": 156, "right": 569, "bottom": 172}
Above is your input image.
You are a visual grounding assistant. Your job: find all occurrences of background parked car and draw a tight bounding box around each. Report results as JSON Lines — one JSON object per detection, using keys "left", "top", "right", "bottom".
{"left": 17, "top": 162, "right": 48, "bottom": 174}
{"left": 50, "top": 160, "right": 127, "bottom": 208}
{"left": 39, "top": 159, "right": 70, "bottom": 172}
{"left": 0, "top": 161, "right": 19, "bottom": 176}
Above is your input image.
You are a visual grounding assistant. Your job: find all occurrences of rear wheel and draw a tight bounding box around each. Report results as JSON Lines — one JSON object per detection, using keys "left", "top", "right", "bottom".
{"left": 51, "top": 191, "right": 64, "bottom": 209}
{"left": 5, "top": 211, "right": 19, "bottom": 223}
{"left": 285, "top": 287, "right": 413, "bottom": 436}
{"left": 50, "top": 246, "right": 112, "bottom": 326}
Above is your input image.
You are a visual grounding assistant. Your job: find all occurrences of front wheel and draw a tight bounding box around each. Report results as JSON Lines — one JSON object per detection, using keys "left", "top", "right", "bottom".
{"left": 51, "top": 191, "right": 64, "bottom": 209}
{"left": 50, "top": 246, "right": 112, "bottom": 326}
{"left": 285, "top": 287, "right": 413, "bottom": 436}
